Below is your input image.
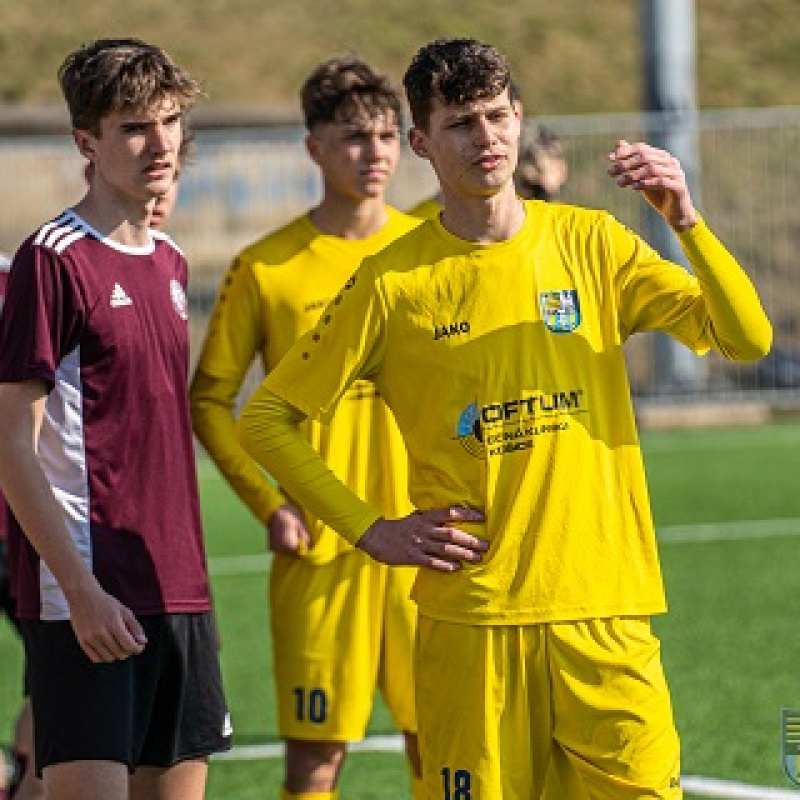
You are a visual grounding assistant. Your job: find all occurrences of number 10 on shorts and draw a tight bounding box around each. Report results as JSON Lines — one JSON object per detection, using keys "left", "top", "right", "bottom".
{"left": 292, "top": 686, "right": 328, "bottom": 723}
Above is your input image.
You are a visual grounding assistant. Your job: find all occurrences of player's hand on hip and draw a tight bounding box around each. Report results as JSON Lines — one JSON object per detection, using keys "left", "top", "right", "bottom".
{"left": 66, "top": 581, "right": 147, "bottom": 663}
{"left": 357, "top": 507, "right": 488, "bottom": 571}
{"left": 267, "top": 503, "right": 310, "bottom": 555}
{"left": 608, "top": 139, "right": 697, "bottom": 231}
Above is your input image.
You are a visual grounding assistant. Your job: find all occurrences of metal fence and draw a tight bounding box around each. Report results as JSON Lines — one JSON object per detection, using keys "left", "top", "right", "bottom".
{"left": 1, "top": 107, "right": 799, "bottom": 414}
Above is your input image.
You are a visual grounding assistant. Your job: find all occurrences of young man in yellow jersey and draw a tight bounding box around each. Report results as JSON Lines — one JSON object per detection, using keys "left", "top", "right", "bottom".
{"left": 237, "top": 38, "right": 772, "bottom": 800}
{"left": 190, "top": 57, "right": 421, "bottom": 800}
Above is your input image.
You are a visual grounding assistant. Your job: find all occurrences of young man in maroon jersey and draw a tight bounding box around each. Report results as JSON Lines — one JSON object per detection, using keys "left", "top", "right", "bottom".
{"left": 0, "top": 39, "right": 230, "bottom": 800}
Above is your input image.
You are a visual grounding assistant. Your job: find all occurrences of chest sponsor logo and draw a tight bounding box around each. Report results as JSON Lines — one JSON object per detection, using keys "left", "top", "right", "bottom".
{"left": 110, "top": 282, "right": 132, "bottom": 308}
{"left": 170, "top": 279, "right": 189, "bottom": 321}
{"left": 540, "top": 289, "right": 581, "bottom": 333}
{"left": 455, "top": 389, "right": 584, "bottom": 458}
{"left": 434, "top": 320, "right": 471, "bottom": 341}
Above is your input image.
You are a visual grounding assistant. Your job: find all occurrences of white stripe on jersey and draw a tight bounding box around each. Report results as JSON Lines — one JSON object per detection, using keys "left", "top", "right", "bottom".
{"left": 152, "top": 228, "right": 185, "bottom": 257}
{"left": 38, "top": 343, "right": 91, "bottom": 621}
{"left": 34, "top": 213, "right": 88, "bottom": 254}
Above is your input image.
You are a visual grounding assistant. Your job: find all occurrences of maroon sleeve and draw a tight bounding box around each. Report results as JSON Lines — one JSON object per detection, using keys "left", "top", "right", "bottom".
{"left": 0, "top": 238, "right": 85, "bottom": 389}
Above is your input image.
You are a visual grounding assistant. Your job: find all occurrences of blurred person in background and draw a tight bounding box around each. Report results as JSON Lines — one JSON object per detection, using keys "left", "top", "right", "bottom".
{"left": 514, "top": 125, "right": 568, "bottom": 202}
{"left": 190, "top": 56, "right": 423, "bottom": 800}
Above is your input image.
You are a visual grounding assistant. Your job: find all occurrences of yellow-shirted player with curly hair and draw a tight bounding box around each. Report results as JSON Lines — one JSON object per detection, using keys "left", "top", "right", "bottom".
{"left": 237, "top": 38, "right": 772, "bottom": 800}
{"left": 190, "top": 57, "right": 421, "bottom": 800}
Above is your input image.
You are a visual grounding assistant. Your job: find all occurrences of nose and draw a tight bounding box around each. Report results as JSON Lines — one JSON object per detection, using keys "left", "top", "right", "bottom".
{"left": 472, "top": 116, "right": 496, "bottom": 147}
{"left": 364, "top": 133, "right": 383, "bottom": 159}
{"left": 149, "top": 121, "right": 174, "bottom": 153}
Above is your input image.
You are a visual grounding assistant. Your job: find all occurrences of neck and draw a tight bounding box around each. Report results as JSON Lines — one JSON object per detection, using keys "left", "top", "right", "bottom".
{"left": 73, "top": 186, "right": 154, "bottom": 247}
{"left": 309, "top": 192, "right": 388, "bottom": 240}
{"left": 439, "top": 184, "right": 525, "bottom": 243}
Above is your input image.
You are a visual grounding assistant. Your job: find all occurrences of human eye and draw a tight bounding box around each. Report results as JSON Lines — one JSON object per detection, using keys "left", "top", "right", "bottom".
{"left": 122, "top": 122, "right": 147, "bottom": 134}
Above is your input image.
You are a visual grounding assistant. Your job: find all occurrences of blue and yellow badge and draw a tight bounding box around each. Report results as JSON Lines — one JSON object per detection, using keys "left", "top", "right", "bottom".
{"left": 540, "top": 289, "right": 581, "bottom": 333}
{"left": 781, "top": 708, "right": 800, "bottom": 786}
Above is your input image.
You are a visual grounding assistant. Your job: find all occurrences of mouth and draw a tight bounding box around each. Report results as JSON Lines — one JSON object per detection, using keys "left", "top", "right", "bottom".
{"left": 144, "top": 162, "right": 174, "bottom": 179}
{"left": 361, "top": 169, "right": 389, "bottom": 181}
{"left": 475, "top": 153, "right": 505, "bottom": 170}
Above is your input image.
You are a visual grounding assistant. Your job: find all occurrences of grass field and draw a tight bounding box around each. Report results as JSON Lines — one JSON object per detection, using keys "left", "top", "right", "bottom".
{"left": 2, "top": 421, "right": 800, "bottom": 798}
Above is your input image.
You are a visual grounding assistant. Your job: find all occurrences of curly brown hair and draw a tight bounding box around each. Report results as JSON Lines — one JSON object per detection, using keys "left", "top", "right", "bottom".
{"left": 403, "top": 38, "right": 512, "bottom": 131}
{"left": 58, "top": 38, "right": 202, "bottom": 134}
{"left": 301, "top": 55, "right": 403, "bottom": 132}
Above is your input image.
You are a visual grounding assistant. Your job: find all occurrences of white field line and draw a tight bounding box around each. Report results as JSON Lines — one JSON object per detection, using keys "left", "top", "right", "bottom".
{"left": 207, "top": 518, "right": 800, "bottom": 576}
{"left": 657, "top": 517, "right": 800, "bottom": 544}
{"left": 212, "top": 738, "right": 797, "bottom": 798}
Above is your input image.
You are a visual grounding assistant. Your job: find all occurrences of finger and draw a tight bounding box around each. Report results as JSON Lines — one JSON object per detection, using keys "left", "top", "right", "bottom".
{"left": 608, "top": 138, "right": 631, "bottom": 162}
{"left": 420, "top": 506, "right": 485, "bottom": 525}
{"left": 430, "top": 524, "right": 489, "bottom": 551}
{"left": 80, "top": 640, "right": 106, "bottom": 664}
{"left": 81, "top": 634, "right": 121, "bottom": 663}
{"left": 123, "top": 609, "right": 147, "bottom": 644}
{"left": 417, "top": 554, "right": 462, "bottom": 573}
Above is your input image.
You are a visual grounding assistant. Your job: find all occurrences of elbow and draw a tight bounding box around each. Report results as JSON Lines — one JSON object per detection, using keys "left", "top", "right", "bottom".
{"left": 188, "top": 390, "right": 212, "bottom": 445}
{"left": 736, "top": 318, "right": 774, "bottom": 363}
{"left": 234, "top": 412, "right": 255, "bottom": 458}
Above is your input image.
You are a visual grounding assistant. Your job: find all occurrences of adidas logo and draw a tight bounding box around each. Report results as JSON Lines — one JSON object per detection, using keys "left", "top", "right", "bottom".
{"left": 222, "top": 712, "right": 233, "bottom": 738}
{"left": 110, "top": 283, "right": 132, "bottom": 308}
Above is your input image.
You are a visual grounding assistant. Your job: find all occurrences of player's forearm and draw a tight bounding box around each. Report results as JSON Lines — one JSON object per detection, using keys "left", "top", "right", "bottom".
{"left": 237, "top": 386, "right": 381, "bottom": 546}
{"left": 0, "top": 394, "right": 98, "bottom": 600}
{"left": 678, "top": 219, "right": 773, "bottom": 361}
{"left": 190, "top": 370, "right": 287, "bottom": 523}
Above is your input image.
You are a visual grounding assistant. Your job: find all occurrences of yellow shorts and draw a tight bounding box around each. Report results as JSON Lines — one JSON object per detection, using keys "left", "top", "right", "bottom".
{"left": 416, "top": 615, "right": 681, "bottom": 800}
{"left": 270, "top": 548, "right": 417, "bottom": 741}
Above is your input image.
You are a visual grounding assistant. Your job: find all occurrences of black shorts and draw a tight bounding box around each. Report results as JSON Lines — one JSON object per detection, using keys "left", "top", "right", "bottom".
{"left": 21, "top": 612, "right": 232, "bottom": 773}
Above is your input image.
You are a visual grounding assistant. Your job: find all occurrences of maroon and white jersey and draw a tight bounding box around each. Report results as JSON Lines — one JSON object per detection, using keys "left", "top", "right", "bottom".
{"left": 0, "top": 210, "right": 211, "bottom": 620}
{"left": 0, "top": 252, "right": 9, "bottom": 546}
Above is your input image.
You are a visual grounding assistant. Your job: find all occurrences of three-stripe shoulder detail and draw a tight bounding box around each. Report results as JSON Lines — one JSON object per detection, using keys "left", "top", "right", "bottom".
{"left": 33, "top": 212, "right": 88, "bottom": 254}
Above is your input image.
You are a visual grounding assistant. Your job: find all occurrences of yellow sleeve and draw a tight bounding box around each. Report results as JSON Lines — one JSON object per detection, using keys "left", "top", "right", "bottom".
{"left": 612, "top": 215, "right": 772, "bottom": 360}
{"left": 190, "top": 257, "right": 287, "bottom": 525}
{"left": 237, "top": 388, "right": 381, "bottom": 545}
{"left": 677, "top": 218, "right": 773, "bottom": 360}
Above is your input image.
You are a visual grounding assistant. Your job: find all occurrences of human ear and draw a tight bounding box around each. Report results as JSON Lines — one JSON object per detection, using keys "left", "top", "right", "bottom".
{"left": 73, "top": 129, "right": 96, "bottom": 162}
{"left": 305, "top": 133, "right": 322, "bottom": 167}
{"left": 408, "top": 127, "right": 430, "bottom": 160}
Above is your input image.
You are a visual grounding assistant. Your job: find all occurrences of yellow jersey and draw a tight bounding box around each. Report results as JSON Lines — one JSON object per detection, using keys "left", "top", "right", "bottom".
{"left": 407, "top": 197, "right": 442, "bottom": 221}
{"left": 240, "top": 200, "right": 772, "bottom": 622}
{"left": 191, "top": 207, "right": 419, "bottom": 563}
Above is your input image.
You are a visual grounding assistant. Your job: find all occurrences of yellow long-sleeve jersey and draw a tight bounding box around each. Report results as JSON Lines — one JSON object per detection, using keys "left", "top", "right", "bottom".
{"left": 239, "top": 201, "right": 772, "bottom": 622}
{"left": 191, "top": 208, "right": 420, "bottom": 563}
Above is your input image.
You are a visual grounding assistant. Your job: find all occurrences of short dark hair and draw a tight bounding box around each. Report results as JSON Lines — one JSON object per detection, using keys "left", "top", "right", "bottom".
{"left": 301, "top": 55, "right": 403, "bottom": 131}
{"left": 403, "top": 38, "right": 512, "bottom": 130}
{"left": 58, "top": 38, "right": 202, "bottom": 134}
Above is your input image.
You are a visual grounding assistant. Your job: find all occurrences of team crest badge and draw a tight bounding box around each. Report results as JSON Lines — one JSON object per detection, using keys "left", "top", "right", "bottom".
{"left": 781, "top": 708, "right": 800, "bottom": 786}
{"left": 170, "top": 279, "right": 189, "bottom": 321}
{"left": 540, "top": 289, "right": 581, "bottom": 333}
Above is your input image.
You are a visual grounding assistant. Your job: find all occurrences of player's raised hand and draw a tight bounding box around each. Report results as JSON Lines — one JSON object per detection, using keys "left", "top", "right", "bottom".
{"left": 267, "top": 503, "right": 310, "bottom": 555}
{"left": 356, "top": 507, "right": 488, "bottom": 571}
{"left": 608, "top": 139, "right": 697, "bottom": 232}
{"left": 66, "top": 581, "right": 147, "bottom": 663}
